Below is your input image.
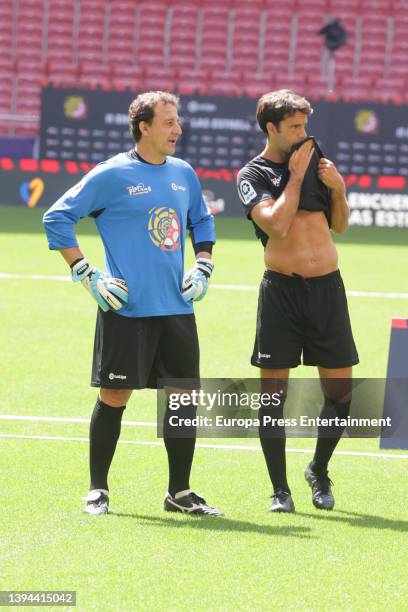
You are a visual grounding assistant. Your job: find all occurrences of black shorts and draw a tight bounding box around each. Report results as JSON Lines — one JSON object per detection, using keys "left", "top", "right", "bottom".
{"left": 251, "top": 270, "right": 359, "bottom": 369}
{"left": 91, "top": 310, "right": 200, "bottom": 389}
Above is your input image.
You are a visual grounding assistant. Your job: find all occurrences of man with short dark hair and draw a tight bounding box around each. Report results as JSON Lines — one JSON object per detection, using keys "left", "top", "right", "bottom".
{"left": 237, "top": 89, "right": 359, "bottom": 513}
{"left": 43, "top": 91, "right": 223, "bottom": 517}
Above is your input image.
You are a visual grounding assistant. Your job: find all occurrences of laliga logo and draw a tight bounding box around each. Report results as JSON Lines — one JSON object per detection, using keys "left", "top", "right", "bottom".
{"left": 354, "top": 110, "right": 379, "bottom": 134}
{"left": 19, "top": 178, "right": 44, "bottom": 208}
{"left": 64, "top": 96, "right": 88, "bottom": 120}
{"left": 148, "top": 207, "right": 181, "bottom": 251}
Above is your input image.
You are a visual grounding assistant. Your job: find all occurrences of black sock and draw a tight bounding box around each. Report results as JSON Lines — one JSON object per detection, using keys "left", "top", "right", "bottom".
{"left": 163, "top": 402, "right": 196, "bottom": 498}
{"left": 258, "top": 396, "right": 290, "bottom": 494}
{"left": 89, "top": 398, "right": 125, "bottom": 491}
{"left": 312, "top": 397, "right": 351, "bottom": 474}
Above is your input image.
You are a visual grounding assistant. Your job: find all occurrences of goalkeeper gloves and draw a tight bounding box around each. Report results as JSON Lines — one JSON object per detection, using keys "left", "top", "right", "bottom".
{"left": 71, "top": 258, "right": 128, "bottom": 312}
{"left": 182, "top": 257, "right": 214, "bottom": 303}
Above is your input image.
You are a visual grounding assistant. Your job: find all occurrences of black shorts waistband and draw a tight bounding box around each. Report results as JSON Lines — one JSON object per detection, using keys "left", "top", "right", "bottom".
{"left": 263, "top": 269, "right": 341, "bottom": 285}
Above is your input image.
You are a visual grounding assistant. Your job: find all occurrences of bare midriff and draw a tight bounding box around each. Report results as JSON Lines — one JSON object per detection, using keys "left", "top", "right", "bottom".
{"left": 264, "top": 210, "right": 338, "bottom": 277}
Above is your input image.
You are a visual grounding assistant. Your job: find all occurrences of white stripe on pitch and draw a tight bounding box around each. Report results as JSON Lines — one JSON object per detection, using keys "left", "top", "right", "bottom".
{"left": 0, "top": 414, "right": 156, "bottom": 426}
{"left": 1, "top": 273, "right": 408, "bottom": 299}
{"left": 1, "top": 433, "right": 407, "bottom": 459}
{"left": 0, "top": 273, "right": 69, "bottom": 282}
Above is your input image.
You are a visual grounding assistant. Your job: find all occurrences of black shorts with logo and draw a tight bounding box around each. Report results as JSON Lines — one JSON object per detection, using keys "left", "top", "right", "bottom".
{"left": 91, "top": 310, "right": 200, "bottom": 389}
{"left": 251, "top": 270, "right": 359, "bottom": 369}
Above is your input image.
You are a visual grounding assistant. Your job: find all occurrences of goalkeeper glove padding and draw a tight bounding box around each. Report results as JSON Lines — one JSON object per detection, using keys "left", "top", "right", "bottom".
{"left": 182, "top": 258, "right": 214, "bottom": 303}
{"left": 71, "top": 258, "right": 128, "bottom": 312}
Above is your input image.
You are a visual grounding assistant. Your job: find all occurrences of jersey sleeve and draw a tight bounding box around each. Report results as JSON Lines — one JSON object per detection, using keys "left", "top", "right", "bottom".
{"left": 236, "top": 165, "right": 278, "bottom": 218}
{"left": 42, "top": 163, "right": 111, "bottom": 250}
{"left": 186, "top": 166, "right": 216, "bottom": 245}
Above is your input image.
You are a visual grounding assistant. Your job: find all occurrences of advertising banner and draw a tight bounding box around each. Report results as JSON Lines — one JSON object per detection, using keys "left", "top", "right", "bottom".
{"left": 2, "top": 87, "right": 408, "bottom": 227}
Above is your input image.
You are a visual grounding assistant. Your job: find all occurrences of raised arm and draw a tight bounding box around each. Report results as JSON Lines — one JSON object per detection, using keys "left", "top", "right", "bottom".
{"left": 318, "top": 158, "right": 349, "bottom": 234}
{"left": 250, "top": 139, "right": 314, "bottom": 240}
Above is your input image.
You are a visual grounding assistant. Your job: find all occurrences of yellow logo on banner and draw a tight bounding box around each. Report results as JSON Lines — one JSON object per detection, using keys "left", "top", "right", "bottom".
{"left": 64, "top": 96, "right": 88, "bottom": 119}
{"left": 19, "top": 178, "right": 45, "bottom": 208}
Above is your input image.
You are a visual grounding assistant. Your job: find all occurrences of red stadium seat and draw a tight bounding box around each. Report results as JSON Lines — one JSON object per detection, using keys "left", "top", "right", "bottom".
{"left": 48, "top": 74, "right": 78, "bottom": 87}
{"left": 80, "top": 63, "right": 111, "bottom": 79}
{"left": 0, "top": 123, "right": 11, "bottom": 137}
{"left": 263, "top": 50, "right": 290, "bottom": 72}
{"left": 143, "top": 78, "right": 176, "bottom": 92}
{"left": 244, "top": 80, "right": 275, "bottom": 98}
{"left": 170, "top": 44, "right": 197, "bottom": 63}
{"left": 207, "top": 82, "right": 242, "bottom": 96}
{"left": 339, "top": 85, "right": 372, "bottom": 101}
{"left": 264, "top": 5, "right": 296, "bottom": 20}
{"left": 177, "top": 79, "right": 209, "bottom": 95}
{"left": 77, "top": 75, "right": 111, "bottom": 89}
{"left": 273, "top": 75, "right": 307, "bottom": 93}
{"left": 210, "top": 70, "right": 241, "bottom": 84}
{"left": 169, "top": 55, "right": 197, "bottom": 71}
{"left": 112, "top": 65, "right": 144, "bottom": 79}
{"left": 112, "top": 78, "right": 140, "bottom": 91}
{"left": 340, "top": 74, "right": 373, "bottom": 87}
{"left": 14, "top": 122, "right": 40, "bottom": 138}
{"left": 388, "top": 63, "right": 408, "bottom": 79}
{"left": 137, "top": 52, "right": 165, "bottom": 68}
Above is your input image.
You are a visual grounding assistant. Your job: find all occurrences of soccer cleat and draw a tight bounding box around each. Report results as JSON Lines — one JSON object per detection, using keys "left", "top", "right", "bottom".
{"left": 164, "top": 491, "right": 224, "bottom": 516}
{"left": 304, "top": 462, "right": 335, "bottom": 510}
{"left": 83, "top": 489, "right": 109, "bottom": 515}
{"left": 269, "top": 489, "right": 295, "bottom": 513}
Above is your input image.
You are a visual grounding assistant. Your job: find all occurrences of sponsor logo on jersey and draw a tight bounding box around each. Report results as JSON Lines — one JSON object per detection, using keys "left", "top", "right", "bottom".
{"left": 271, "top": 175, "right": 282, "bottom": 187}
{"left": 148, "top": 207, "right": 181, "bottom": 252}
{"left": 127, "top": 183, "right": 152, "bottom": 196}
{"left": 171, "top": 182, "right": 187, "bottom": 192}
{"left": 108, "top": 372, "right": 127, "bottom": 380}
{"left": 239, "top": 179, "right": 257, "bottom": 205}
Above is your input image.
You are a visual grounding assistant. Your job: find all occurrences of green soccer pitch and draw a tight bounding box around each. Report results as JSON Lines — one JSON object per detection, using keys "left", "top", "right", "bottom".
{"left": 1, "top": 205, "right": 408, "bottom": 610}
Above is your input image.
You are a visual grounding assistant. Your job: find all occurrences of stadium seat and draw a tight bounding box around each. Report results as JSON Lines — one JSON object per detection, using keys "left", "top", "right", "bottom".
{"left": 0, "top": 121, "right": 11, "bottom": 136}
{"left": 80, "top": 63, "right": 111, "bottom": 79}
{"left": 143, "top": 77, "right": 176, "bottom": 92}
{"left": 274, "top": 75, "right": 307, "bottom": 93}
{"left": 263, "top": 49, "right": 290, "bottom": 74}
{"left": 112, "top": 78, "right": 140, "bottom": 91}
{"left": 170, "top": 55, "right": 197, "bottom": 71}
{"left": 137, "top": 52, "right": 165, "bottom": 68}
{"left": 207, "top": 82, "right": 242, "bottom": 96}
{"left": 14, "top": 122, "right": 40, "bottom": 138}
{"left": 177, "top": 71, "right": 209, "bottom": 95}
{"left": 243, "top": 76, "right": 275, "bottom": 97}
{"left": 339, "top": 85, "right": 372, "bottom": 101}
{"left": 264, "top": 5, "right": 296, "bottom": 20}
{"left": 112, "top": 64, "right": 143, "bottom": 79}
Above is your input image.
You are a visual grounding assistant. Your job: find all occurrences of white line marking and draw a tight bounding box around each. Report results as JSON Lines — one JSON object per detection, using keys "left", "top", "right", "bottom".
{"left": 0, "top": 273, "right": 69, "bottom": 282}
{"left": 0, "top": 415, "right": 156, "bottom": 426}
{"left": 1, "top": 433, "right": 407, "bottom": 459}
{"left": 1, "top": 273, "right": 408, "bottom": 299}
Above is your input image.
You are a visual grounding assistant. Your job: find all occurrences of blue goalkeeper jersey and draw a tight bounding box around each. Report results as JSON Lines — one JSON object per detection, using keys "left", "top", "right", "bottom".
{"left": 43, "top": 151, "right": 215, "bottom": 317}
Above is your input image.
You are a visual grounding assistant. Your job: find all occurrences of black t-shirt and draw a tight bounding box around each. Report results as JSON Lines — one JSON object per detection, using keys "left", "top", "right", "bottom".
{"left": 236, "top": 147, "right": 331, "bottom": 247}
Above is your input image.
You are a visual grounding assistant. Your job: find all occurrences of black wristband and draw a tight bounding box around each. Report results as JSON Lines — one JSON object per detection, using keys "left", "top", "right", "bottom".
{"left": 193, "top": 241, "right": 214, "bottom": 255}
{"left": 70, "top": 257, "right": 84, "bottom": 269}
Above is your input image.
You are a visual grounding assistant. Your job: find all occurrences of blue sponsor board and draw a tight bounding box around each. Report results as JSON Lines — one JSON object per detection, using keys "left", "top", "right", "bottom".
{"left": 381, "top": 319, "right": 408, "bottom": 450}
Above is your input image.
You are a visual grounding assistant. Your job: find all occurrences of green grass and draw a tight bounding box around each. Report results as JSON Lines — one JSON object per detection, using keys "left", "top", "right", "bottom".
{"left": 1, "top": 206, "right": 408, "bottom": 610}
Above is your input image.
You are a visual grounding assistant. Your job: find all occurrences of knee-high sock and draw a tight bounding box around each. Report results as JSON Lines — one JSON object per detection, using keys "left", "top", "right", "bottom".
{"left": 89, "top": 398, "right": 125, "bottom": 491}
{"left": 312, "top": 397, "right": 351, "bottom": 474}
{"left": 163, "top": 402, "right": 196, "bottom": 497}
{"left": 258, "top": 396, "right": 290, "bottom": 494}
